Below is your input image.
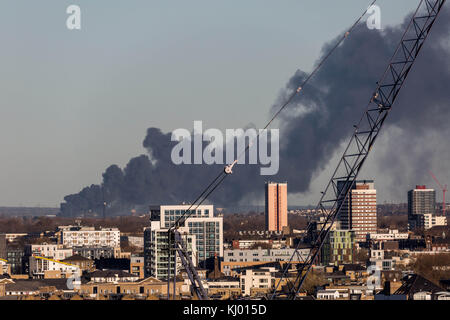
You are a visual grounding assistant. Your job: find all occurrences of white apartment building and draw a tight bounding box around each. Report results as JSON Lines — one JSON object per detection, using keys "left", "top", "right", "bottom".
{"left": 369, "top": 249, "right": 397, "bottom": 272}
{"left": 61, "top": 227, "right": 120, "bottom": 248}
{"left": 224, "top": 248, "right": 310, "bottom": 263}
{"left": 159, "top": 204, "right": 223, "bottom": 259}
{"left": 29, "top": 256, "right": 79, "bottom": 278}
{"left": 127, "top": 236, "right": 144, "bottom": 249}
{"left": 232, "top": 239, "right": 286, "bottom": 249}
{"left": 222, "top": 248, "right": 310, "bottom": 276}
{"left": 4, "top": 233, "right": 27, "bottom": 242}
{"left": 25, "top": 244, "right": 73, "bottom": 260}
{"left": 144, "top": 204, "right": 223, "bottom": 279}
{"left": 316, "top": 289, "right": 350, "bottom": 300}
{"left": 422, "top": 214, "right": 447, "bottom": 230}
{"left": 240, "top": 267, "right": 275, "bottom": 296}
{"left": 144, "top": 221, "right": 196, "bottom": 280}
{"left": 368, "top": 229, "right": 409, "bottom": 241}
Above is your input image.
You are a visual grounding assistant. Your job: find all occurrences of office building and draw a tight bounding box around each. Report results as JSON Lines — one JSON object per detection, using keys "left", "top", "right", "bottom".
{"left": 408, "top": 186, "right": 436, "bottom": 230}
{"left": 265, "top": 182, "right": 288, "bottom": 232}
{"left": 337, "top": 180, "right": 377, "bottom": 242}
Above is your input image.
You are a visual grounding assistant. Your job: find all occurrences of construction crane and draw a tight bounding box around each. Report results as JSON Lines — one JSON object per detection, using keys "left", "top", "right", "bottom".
{"left": 271, "top": 0, "right": 447, "bottom": 300}
{"left": 162, "top": 0, "right": 381, "bottom": 301}
{"left": 162, "top": 0, "right": 446, "bottom": 301}
{"left": 429, "top": 170, "right": 447, "bottom": 215}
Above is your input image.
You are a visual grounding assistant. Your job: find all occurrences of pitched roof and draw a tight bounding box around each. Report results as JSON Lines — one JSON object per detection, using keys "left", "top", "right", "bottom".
{"left": 394, "top": 274, "right": 445, "bottom": 296}
{"left": 86, "top": 270, "right": 137, "bottom": 279}
{"left": 343, "top": 264, "right": 366, "bottom": 272}
{"left": 5, "top": 279, "right": 73, "bottom": 292}
{"left": 62, "top": 254, "right": 91, "bottom": 262}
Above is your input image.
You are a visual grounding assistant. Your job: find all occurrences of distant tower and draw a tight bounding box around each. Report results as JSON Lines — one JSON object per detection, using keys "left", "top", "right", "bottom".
{"left": 337, "top": 180, "right": 377, "bottom": 242}
{"left": 265, "top": 182, "right": 288, "bottom": 232}
{"left": 408, "top": 185, "right": 436, "bottom": 230}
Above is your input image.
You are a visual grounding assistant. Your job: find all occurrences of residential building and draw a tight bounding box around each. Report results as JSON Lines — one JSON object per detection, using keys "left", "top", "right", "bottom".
{"left": 61, "top": 227, "right": 120, "bottom": 248}
{"left": 206, "top": 278, "right": 241, "bottom": 298}
{"left": 121, "top": 235, "right": 144, "bottom": 250}
{"left": 73, "top": 246, "right": 115, "bottom": 260}
{"left": 368, "top": 229, "right": 409, "bottom": 242}
{"left": 337, "top": 180, "right": 377, "bottom": 242}
{"left": 144, "top": 221, "right": 196, "bottom": 280}
{"left": 0, "top": 259, "right": 11, "bottom": 275}
{"left": 2, "top": 278, "right": 76, "bottom": 297}
{"left": 222, "top": 247, "right": 310, "bottom": 276}
{"left": 29, "top": 256, "right": 79, "bottom": 279}
{"left": 231, "top": 239, "right": 285, "bottom": 249}
{"left": 240, "top": 267, "right": 275, "bottom": 296}
{"left": 321, "top": 230, "right": 356, "bottom": 265}
{"left": 6, "top": 245, "right": 25, "bottom": 275}
{"left": 265, "top": 182, "right": 288, "bottom": 232}
{"left": 61, "top": 255, "right": 94, "bottom": 272}
{"left": 130, "top": 256, "right": 145, "bottom": 279}
{"left": 394, "top": 274, "right": 449, "bottom": 300}
{"left": 84, "top": 270, "right": 139, "bottom": 283}
{"left": 145, "top": 204, "right": 223, "bottom": 279}
{"left": 4, "top": 233, "right": 27, "bottom": 243}
{"left": 421, "top": 213, "right": 447, "bottom": 230}
{"left": 25, "top": 244, "right": 73, "bottom": 260}
{"left": 369, "top": 250, "right": 396, "bottom": 272}
{"left": 78, "top": 274, "right": 188, "bottom": 298}
{"left": 316, "top": 288, "right": 349, "bottom": 300}
{"left": 160, "top": 204, "right": 223, "bottom": 261}
{"left": 408, "top": 185, "right": 436, "bottom": 230}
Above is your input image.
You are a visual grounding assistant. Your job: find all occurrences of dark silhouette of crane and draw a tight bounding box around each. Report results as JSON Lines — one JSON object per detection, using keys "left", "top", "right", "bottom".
{"left": 271, "top": 0, "right": 447, "bottom": 300}
{"left": 163, "top": 0, "right": 447, "bottom": 300}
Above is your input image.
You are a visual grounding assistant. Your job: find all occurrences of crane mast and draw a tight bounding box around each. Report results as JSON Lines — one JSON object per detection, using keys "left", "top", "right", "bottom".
{"left": 429, "top": 170, "right": 447, "bottom": 215}
{"left": 271, "top": 0, "right": 447, "bottom": 300}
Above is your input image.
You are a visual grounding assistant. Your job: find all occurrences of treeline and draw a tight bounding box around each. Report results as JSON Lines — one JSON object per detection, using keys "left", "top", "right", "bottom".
{"left": 0, "top": 216, "right": 149, "bottom": 234}
{"left": 411, "top": 253, "right": 450, "bottom": 285}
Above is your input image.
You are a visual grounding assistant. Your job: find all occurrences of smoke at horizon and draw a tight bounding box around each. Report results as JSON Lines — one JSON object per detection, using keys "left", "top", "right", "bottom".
{"left": 60, "top": 7, "right": 450, "bottom": 216}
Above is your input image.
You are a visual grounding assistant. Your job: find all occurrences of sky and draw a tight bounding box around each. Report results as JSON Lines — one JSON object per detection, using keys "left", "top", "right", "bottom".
{"left": 0, "top": 0, "right": 431, "bottom": 207}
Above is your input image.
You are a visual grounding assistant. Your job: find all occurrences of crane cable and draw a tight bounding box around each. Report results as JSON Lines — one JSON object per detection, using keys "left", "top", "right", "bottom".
{"left": 170, "top": 0, "right": 378, "bottom": 232}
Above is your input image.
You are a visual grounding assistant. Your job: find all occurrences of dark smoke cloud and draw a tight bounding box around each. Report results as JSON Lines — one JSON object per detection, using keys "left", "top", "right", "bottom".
{"left": 60, "top": 7, "right": 450, "bottom": 216}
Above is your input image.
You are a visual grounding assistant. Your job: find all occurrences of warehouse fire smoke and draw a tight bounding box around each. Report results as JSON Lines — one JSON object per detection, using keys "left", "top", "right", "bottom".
{"left": 60, "top": 8, "right": 450, "bottom": 217}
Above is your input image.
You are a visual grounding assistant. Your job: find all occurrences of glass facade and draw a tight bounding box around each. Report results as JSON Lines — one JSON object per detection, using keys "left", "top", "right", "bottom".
{"left": 187, "top": 220, "right": 221, "bottom": 261}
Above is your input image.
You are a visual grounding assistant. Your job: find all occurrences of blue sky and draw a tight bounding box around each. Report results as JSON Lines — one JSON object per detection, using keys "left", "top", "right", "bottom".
{"left": 0, "top": 0, "right": 419, "bottom": 206}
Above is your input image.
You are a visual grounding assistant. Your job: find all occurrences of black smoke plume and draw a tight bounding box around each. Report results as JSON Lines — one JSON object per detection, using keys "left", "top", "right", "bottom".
{"left": 60, "top": 7, "right": 450, "bottom": 217}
